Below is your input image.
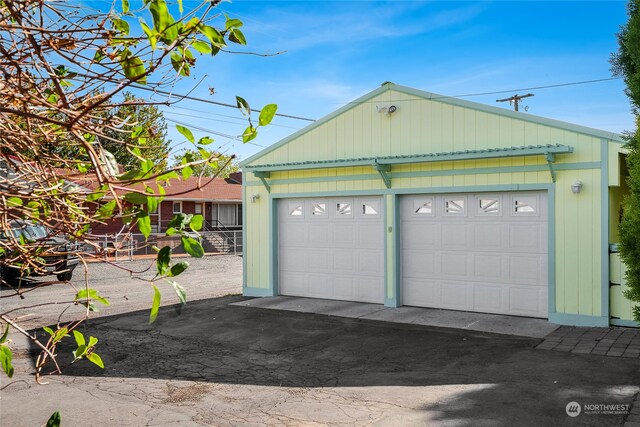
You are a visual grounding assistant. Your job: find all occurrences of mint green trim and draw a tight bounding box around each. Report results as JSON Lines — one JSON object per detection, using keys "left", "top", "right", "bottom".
{"left": 243, "top": 287, "right": 276, "bottom": 297}
{"left": 549, "top": 313, "right": 610, "bottom": 327}
{"left": 253, "top": 171, "right": 271, "bottom": 193}
{"left": 545, "top": 152, "right": 557, "bottom": 182}
{"left": 245, "top": 144, "right": 574, "bottom": 172}
{"left": 601, "top": 139, "right": 610, "bottom": 322}
{"left": 383, "top": 194, "right": 400, "bottom": 308}
{"left": 242, "top": 180, "right": 247, "bottom": 288}
{"left": 269, "top": 195, "right": 278, "bottom": 295}
{"left": 241, "top": 83, "right": 621, "bottom": 168}
{"left": 548, "top": 185, "right": 556, "bottom": 314}
{"left": 243, "top": 161, "right": 601, "bottom": 187}
{"left": 374, "top": 162, "right": 392, "bottom": 188}
{"left": 383, "top": 196, "right": 392, "bottom": 306}
{"left": 610, "top": 319, "right": 639, "bottom": 328}
{"left": 393, "top": 194, "right": 401, "bottom": 307}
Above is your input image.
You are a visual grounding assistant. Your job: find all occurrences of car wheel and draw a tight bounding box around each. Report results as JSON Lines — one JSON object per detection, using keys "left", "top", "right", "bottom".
{"left": 56, "top": 270, "right": 73, "bottom": 281}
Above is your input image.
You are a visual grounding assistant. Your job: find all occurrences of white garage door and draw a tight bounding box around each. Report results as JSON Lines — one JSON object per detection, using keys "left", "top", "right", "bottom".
{"left": 401, "top": 191, "right": 548, "bottom": 318}
{"left": 278, "top": 197, "right": 384, "bottom": 303}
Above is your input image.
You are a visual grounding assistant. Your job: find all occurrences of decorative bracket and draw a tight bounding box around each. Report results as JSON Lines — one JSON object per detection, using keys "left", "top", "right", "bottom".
{"left": 253, "top": 171, "right": 271, "bottom": 193}
{"left": 544, "top": 152, "right": 557, "bottom": 183}
{"left": 373, "top": 162, "right": 392, "bottom": 188}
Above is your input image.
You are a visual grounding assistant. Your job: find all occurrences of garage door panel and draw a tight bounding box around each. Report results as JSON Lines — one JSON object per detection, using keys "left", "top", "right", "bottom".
{"left": 358, "top": 250, "right": 384, "bottom": 276}
{"left": 441, "top": 253, "right": 469, "bottom": 277}
{"left": 401, "top": 191, "right": 548, "bottom": 318}
{"left": 441, "top": 224, "right": 469, "bottom": 250}
{"left": 279, "top": 196, "right": 384, "bottom": 304}
{"left": 402, "top": 251, "right": 438, "bottom": 277}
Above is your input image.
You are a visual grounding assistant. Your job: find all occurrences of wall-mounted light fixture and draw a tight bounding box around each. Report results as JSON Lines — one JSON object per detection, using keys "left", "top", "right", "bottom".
{"left": 376, "top": 105, "right": 397, "bottom": 115}
{"left": 571, "top": 180, "right": 583, "bottom": 194}
{"left": 250, "top": 194, "right": 260, "bottom": 203}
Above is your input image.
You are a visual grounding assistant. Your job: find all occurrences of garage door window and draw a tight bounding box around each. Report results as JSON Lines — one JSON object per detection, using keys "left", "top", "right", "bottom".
{"left": 444, "top": 198, "right": 465, "bottom": 215}
{"left": 289, "top": 202, "right": 303, "bottom": 217}
{"left": 478, "top": 198, "right": 500, "bottom": 214}
{"left": 513, "top": 197, "right": 537, "bottom": 214}
{"left": 413, "top": 199, "right": 433, "bottom": 215}
{"left": 312, "top": 203, "right": 327, "bottom": 216}
{"left": 361, "top": 200, "right": 379, "bottom": 216}
{"left": 337, "top": 203, "right": 352, "bottom": 216}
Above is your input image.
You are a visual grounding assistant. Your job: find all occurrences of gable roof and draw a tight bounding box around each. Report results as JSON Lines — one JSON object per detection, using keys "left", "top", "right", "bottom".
{"left": 241, "top": 82, "right": 623, "bottom": 167}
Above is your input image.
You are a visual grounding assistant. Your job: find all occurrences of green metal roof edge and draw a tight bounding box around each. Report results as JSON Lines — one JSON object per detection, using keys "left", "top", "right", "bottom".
{"left": 245, "top": 143, "right": 573, "bottom": 171}
{"left": 241, "top": 83, "right": 623, "bottom": 167}
{"left": 240, "top": 84, "right": 392, "bottom": 167}
{"left": 390, "top": 84, "right": 624, "bottom": 143}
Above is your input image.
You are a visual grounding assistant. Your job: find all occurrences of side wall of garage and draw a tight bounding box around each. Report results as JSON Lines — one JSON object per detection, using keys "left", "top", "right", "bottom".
{"left": 242, "top": 85, "right": 631, "bottom": 327}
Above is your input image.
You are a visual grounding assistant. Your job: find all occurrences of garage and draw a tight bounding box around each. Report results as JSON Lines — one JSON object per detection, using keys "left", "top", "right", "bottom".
{"left": 401, "top": 191, "right": 548, "bottom": 318}
{"left": 278, "top": 196, "right": 385, "bottom": 303}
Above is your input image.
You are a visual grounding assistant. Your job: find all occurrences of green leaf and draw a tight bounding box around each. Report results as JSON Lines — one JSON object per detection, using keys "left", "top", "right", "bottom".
{"left": 191, "top": 40, "right": 212, "bottom": 54}
{"left": 0, "top": 325, "right": 9, "bottom": 344}
{"left": 43, "top": 326, "right": 54, "bottom": 336}
{"left": 181, "top": 165, "right": 193, "bottom": 180}
{"left": 259, "top": 104, "right": 278, "bottom": 126}
{"left": 176, "top": 124, "right": 194, "bottom": 143}
{"left": 88, "top": 336, "right": 98, "bottom": 348}
{"left": 73, "top": 344, "right": 87, "bottom": 359}
{"left": 229, "top": 28, "right": 247, "bottom": 45}
{"left": 190, "top": 214, "right": 203, "bottom": 231}
{"left": 149, "top": 284, "right": 161, "bottom": 323}
{"left": 168, "top": 280, "right": 187, "bottom": 304}
{"left": 225, "top": 16, "right": 243, "bottom": 30}
{"left": 46, "top": 411, "right": 61, "bottom": 427}
{"left": 181, "top": 236, "right": 204, "bottom": 258}
{"left": 139, "top": 19, "right": 157, "bottom": 50}
{"left": 197, "top": 136, "right": 214, "bottom": 145}
{"left": 165, "top": 227, "right": 177, "bottom": 236}
{"left": 177, "top": 0, "right": 183, "bottom": 14}
{"left": 242, "top": 125, "right": 258, "bottom": 143}
{"left": 198, "top": 24, "right": 225, "bottom": 47}
{"left": 87, "top": 352, "right": 104, "bottom": 369}
{"left": 169, "top": 261, "right": 189, "bottom": 277}
{"left": 53, "top": 328, "right": 69, "bottom": 343}
{"left": 0, "top": 346, "right": 13, "bottom": 378}
{"left": 119, "top": 51, "right": 147, "bottom": 84}
{"left": 170, "top": 52, "right": 190, "bottom": 77}
{"left": 96, "top": 200, "right": 117, "bottom": 219}
{"left": 123, "top": 192, "right": 148, "bottom": 205}
{"left": 122, "top": 0, "right": 129, "bottom": 13}
{"left": 7, "top": 197, "right": 22, "bottom": 207}
{"left": 137, "top": 211, "right": 152, "bottom": 239}
{"left": 236, "top": 96, "right": 250, "bottom": 117}
{"left": 112, "top": 18, "right": 130, "bottom": 35}
{"left": 72, "top": 330, "right": 85, "bottom": 346}
{"left": 75, "top": 289, "right": 110, "bottom": 306}
{"left": 146, "top": 195, "right": 159, "bottom": 213}
{"left": 157, "top": 246, "right": 171, "bottom": 275}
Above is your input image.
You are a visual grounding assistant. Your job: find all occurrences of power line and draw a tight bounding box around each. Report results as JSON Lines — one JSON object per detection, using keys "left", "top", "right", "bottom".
{"left": 132, "top": 84, "right": 316, "bottom": 122}
{"left": 165, "top": 107, "right": 302, "bottom": 130}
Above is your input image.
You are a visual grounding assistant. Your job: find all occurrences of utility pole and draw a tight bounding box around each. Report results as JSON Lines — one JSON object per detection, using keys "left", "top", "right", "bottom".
{"left": 496, "top": 93, "right": 534, "bottom": 112}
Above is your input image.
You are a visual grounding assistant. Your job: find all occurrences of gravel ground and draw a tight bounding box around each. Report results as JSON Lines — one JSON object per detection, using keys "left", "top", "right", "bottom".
{"left": 1, "top": 254, "right": 243, "bottom": 330}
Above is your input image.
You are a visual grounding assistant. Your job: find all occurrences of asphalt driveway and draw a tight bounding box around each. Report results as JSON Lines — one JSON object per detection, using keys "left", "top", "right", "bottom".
{"left": 2, "top": 295, "right": 639, "bottom": 426}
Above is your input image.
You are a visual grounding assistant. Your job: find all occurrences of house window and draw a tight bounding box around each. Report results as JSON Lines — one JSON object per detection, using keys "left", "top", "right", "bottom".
{"left": 195, "top": 203, "right": 203, "bottom": 215}
{"left": 444, "top": 198, "right": 465, "bottom": 214}
{"left": 173, "top": 201, "right": 182, "bottom": 214}
{"left": 362, "top": 204, "right": 378, "bottom": 215}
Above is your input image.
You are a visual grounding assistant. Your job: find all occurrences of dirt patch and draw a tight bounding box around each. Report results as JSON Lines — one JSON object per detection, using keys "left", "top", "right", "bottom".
{"left": 163, "top": 383, "right": 212, "bottom": 405}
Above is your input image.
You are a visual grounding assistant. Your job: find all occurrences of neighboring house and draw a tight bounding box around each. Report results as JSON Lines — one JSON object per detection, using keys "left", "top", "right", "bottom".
{"left": 89, "top": 173, "right": 243, "bottom": 235}
{"left": 241, "top": 82, "right": 636, "bottom": 328}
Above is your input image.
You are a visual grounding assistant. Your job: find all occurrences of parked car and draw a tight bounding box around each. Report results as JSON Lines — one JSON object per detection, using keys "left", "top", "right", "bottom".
{"left": 0, "top": 220, "right": 80, "bottom": 284}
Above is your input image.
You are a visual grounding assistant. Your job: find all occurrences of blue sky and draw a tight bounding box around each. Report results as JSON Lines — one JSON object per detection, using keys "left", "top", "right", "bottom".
{"left": 126, "top": 1, "right": 633, "bottom": 162}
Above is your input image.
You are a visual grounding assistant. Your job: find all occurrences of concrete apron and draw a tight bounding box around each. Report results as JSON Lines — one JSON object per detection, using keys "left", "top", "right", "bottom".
{"left": 231, "top": 296, "right": 559, "bottom": 339}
